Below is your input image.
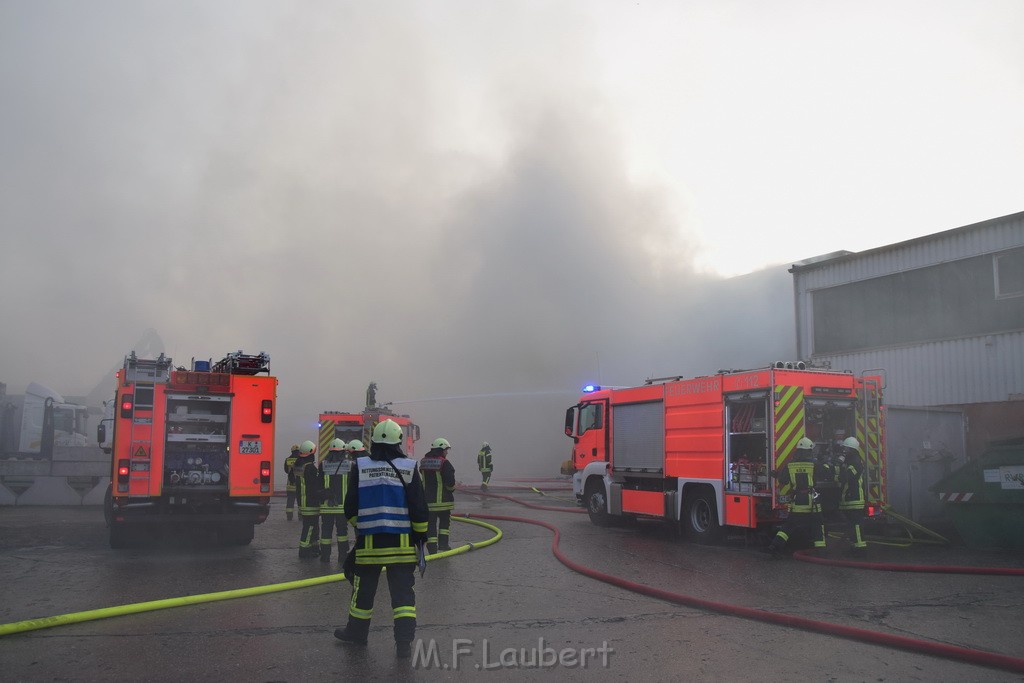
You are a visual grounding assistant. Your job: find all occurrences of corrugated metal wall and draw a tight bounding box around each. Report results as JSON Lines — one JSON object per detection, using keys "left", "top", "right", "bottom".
{"left": 793, "top": 212, "right": 1024, "bottom": 406}
{"left": 804, "top": 331, "right": 1024, "bottom": 405}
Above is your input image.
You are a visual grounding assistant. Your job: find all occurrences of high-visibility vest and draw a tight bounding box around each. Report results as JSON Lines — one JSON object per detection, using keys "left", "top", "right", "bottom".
{"left": 355, "top": 455, "right": 417, "bottom": 535}
{"left": 419, "top": 455, "right": 455, "bottom": 511}
{"left": 780, "top": 460, "right": 817, "bottom": 514}
{"left": 477, "top": 449, "right": 492, "bottom": 472}
{"left": 320, "top": 454, "right": 351, "bottom": 512}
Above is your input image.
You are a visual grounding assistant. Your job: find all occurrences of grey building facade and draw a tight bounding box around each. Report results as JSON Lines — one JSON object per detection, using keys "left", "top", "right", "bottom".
{"left": 790, "top": 211, "right": 1024, "bottom": 519}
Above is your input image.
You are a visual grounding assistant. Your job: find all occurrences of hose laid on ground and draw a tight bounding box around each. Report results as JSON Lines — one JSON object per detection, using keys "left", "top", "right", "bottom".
{"left": 455, "top": 511, "right": 1024, "bottom": 675}
{"left": 485, "top": 487, "right": 1023, "bottom": 577}
{"left": 0, "top": 516, "right": 502, "bottom": 637}
{"left": 793, "top": 548, "right": 1024, "bottom": 576}
{"left": 456, "top": 484, "right": 585, "bottom": 513}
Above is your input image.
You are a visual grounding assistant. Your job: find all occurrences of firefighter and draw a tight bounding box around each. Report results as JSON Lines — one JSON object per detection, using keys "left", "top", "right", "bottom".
{"left": 283, "top": 443, "right": 300, "bottom": 521}
{"left": 294, "top": 440, "right": 322, "bottom": 558}
{"left": 814, "top": 442, "right": 842, "bottom": 533}
{"left": 334, "top": 419, "right": 429, "bottom": 659}
{"left": 318, "top": 438, "right": 352, "bottom": 563}
{"left": 837, "top": 436, "right": 868, "bottom": 550}
{"left": 766, "top": 437, "right": 826, "bottom": 557}
{"left": 477, "top": 441, "right": 493, "bottom": 490}
{"left": 419, "top": 437, "right": 456, "bottom": 554}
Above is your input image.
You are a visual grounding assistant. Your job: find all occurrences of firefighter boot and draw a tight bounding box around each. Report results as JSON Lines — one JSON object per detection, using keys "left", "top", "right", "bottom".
{"left": 286, "top": 511, "right": 293, "bottom": 521}
{"left": 334, "top": 619, "right": 369, "bottom": 646}
{"left": 338, "top": 541, "right": 349, "bottom": 562}
{"left": 764, "top": 531, "right": 787, "bottom": 559}
{"left": 320, "top": 542, "right": 332, "bottom": 564}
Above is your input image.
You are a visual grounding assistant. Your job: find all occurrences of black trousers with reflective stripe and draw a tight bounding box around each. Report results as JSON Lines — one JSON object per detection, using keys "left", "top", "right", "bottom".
{"left": 427, "top": 510, "right": 452, "bottom": 551}
{"left": 320, "top": 512, "right": 348, "bottom": 544}
{"left": 299, "top": 513, "right": 320, "bottom": 548}
{"left": 346, "top": 562, "right": 416, "bottom": 643}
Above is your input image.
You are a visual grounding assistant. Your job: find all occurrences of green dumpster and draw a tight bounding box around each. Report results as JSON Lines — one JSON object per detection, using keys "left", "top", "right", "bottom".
{"left": 929, "top": 445, "right": 1024, "bottom": 549}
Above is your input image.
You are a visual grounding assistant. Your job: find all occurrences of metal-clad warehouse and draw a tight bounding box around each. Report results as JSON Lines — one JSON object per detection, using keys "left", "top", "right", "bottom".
{"left": 790, "top": 210, "right": 1024, "bottom": 520}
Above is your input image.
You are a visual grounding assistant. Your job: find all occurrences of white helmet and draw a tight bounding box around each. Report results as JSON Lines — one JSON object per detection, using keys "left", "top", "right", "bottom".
{"left": 347, "top": 439, "right": 366, "bottom": 452}
{"left": 372, "top": 419, "right": 403, "bottom": 445}
{"left": 796, "top": 437, "right": 815, "bottom": 450}
{"left": 842, "top": 436, "right": 860, "bottom": 450}
{"left": 329, "top": 438, "right": 346, "bottom": 451}
{"left": 299, "top": 440, "right": 316, "bottom": 455}
{"left": 431, "top": 437, "right": 451, "bottom": 450}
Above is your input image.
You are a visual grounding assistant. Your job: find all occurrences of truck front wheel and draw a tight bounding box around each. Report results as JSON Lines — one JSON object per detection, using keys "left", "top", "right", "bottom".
{"left": 585, "top": 481, "right": 613, "bottom": 527}
{"left": 684, "top": 489, "right": 724, "bottom": 544}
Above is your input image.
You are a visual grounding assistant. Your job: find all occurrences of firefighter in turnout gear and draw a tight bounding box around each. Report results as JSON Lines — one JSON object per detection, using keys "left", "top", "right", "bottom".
{"left": 766, "top": 437, "right": 826, "bottom": 556}
{"left": 318, "top": 438, "right": 353, "bottom": 563}
{"left": 283, "top": 443, "right": 300, "bottom": 521}
{"left": 295, "top": 440, "right": 322, "bottom": 558}
{"left": 334, "top": 419, "right": 429, "bottom": 658}
{"left": 419, "top": 437, "right": 456, "bottom": 553}
{"left": 477, "top": 442, "right": 493, "bottom": 490}
{"left": 838, "top": 436, "right": 868, "bottom": 550}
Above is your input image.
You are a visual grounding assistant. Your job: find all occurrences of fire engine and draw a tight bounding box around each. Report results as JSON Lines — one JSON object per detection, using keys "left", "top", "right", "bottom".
{"left": 103, "top": 351, "right": 277, "bottom": 548}
{"left": 563, "top": 362, "right": 886, "bottom": 542}
{"left": 317, "top": 383, "right": 420, "bottom": 458}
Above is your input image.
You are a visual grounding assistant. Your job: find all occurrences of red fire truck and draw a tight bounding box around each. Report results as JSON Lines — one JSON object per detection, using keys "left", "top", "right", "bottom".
{"left": 102, "top": 351, "right": 277, "bottom": 548}
{"left": 563, "top": 362, "right": 886, "bottom": 542}
{"left": 317, "top": 385, "right": 419, "bottom": 458}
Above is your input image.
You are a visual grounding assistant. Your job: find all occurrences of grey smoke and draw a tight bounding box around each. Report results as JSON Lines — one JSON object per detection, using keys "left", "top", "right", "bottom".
{"left": 1, "top": 3, "right": 795, "bottom": 479}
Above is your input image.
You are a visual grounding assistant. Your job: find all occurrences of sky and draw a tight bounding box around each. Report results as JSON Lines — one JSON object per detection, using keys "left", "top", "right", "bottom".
{"left": 1, "top": 1, "right": 1022, "bottom": 477}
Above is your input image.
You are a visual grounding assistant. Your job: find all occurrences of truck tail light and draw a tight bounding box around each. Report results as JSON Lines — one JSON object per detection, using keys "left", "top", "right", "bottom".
{"left": 120, "top": 395, "right": 134, "bottom": 418}
{"left": 260, "top": 399, "right": 273, "bottom": 423}
{"left": 117, "top": 458, "right": 130, "bottom": 492}
{"left": 260, "top": 460, "right": 271, "bottom": 492}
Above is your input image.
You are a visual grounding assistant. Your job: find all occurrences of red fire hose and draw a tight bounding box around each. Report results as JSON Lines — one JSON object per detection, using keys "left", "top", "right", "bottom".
{"left": 457, "top": 487, "right": 1024, "bottom": 675}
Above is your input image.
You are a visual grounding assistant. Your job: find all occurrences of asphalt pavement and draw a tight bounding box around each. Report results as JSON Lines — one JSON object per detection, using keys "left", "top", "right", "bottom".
{"left": 2, "top": 488, "right": 1023, "bottom": 682}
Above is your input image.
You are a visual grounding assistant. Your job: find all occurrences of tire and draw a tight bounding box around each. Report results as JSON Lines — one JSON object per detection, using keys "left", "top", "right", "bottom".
{"left": 220, "top": 523, "right": 255, "bottom": 546}
{"left": 103, "top": 484, "right": 113, "bottom": 528}
{"left": 683, "top": 489, "right": 724, "bottom": 544}
{"left": 585, "top": 481, "right": 613, "bottom": 527}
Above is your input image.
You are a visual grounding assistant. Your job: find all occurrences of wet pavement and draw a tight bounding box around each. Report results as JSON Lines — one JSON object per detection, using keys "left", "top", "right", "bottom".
{"left": 1, "top": 489, "right": 1023, "bottom": 682}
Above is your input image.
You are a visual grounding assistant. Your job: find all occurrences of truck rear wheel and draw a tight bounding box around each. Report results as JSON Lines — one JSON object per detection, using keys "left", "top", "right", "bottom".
{"left": 684, "top": 489, "right": 724, "bottom": 544}
{"left": 219, "top": 523, "right": 255, "bottom": 546}
{"left": 103, "top": 484, "right": 113, "bottom": 528}
{"left": 585, "top": 481, "right": 613, "bottom": 527}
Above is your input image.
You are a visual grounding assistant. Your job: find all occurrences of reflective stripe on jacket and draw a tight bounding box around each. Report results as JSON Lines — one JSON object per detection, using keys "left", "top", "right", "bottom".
{"left": 353, "top": 456, "right": 417, "bottom": 534}
{"left": 419, "top": 453, "right": 456, "bottom": 511}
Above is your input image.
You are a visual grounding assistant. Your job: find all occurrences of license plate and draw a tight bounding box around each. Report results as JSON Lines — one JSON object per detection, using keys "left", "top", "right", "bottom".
{"left": 239, "top": 440, "right": 262, "bottom": 454}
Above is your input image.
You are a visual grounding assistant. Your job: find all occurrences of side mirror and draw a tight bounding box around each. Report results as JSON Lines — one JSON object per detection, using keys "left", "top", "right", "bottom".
{"left": 564, "top": 407, "right": 578, "bottom": 442}
{"left": 96, "top": 423, "right": 106, "bottom": 445}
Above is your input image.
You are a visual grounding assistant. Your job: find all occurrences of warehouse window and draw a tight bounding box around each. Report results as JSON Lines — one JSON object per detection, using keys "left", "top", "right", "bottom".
{"left": 811, "top": 250, "right": 1024, "bottom": 353}
{"left": 995, "top": 248, "right": 1024, "bottom": 299}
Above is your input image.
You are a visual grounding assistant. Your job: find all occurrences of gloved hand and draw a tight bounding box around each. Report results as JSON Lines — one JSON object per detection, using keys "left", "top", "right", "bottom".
{"left": 411, "top": 531, "right": 428, "bottom": 546}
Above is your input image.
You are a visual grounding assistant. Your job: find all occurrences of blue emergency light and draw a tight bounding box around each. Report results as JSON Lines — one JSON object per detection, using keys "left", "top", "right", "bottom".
{"left": 582, "top": 384, "right": 601, "bottom": 393}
